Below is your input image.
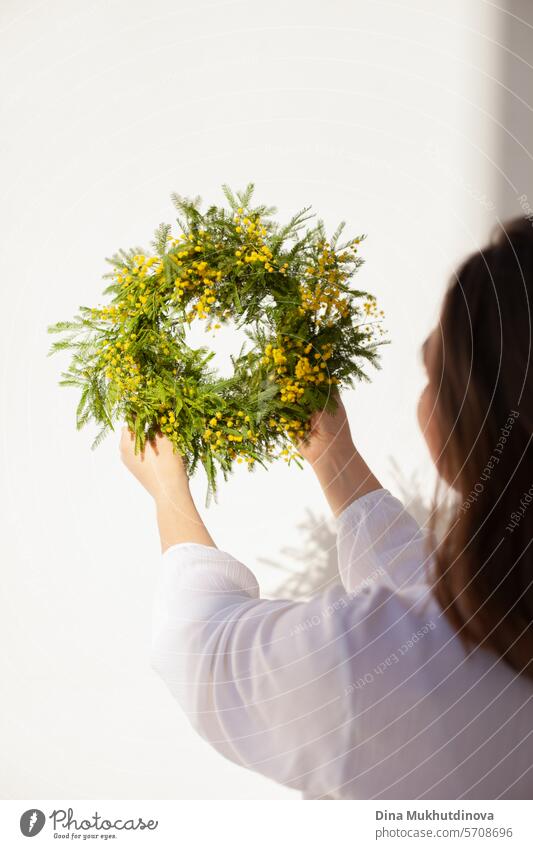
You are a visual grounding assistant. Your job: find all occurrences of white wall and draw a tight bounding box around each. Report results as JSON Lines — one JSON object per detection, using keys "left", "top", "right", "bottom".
{"left": 1, "top": 0, "right": 528, "bottom": 799}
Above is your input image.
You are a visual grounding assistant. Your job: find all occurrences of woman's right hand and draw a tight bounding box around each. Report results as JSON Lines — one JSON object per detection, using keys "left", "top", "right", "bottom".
{"left": 298, "top": 394, "right": 355, "bottom": 467}
{"left": 298, "top": 394, "right": 382, "bottom": 516}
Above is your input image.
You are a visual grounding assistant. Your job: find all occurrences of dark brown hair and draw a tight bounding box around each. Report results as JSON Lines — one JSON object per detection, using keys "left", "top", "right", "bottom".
{"left": 430, "top": 217, "right": 533, "bottom": 678}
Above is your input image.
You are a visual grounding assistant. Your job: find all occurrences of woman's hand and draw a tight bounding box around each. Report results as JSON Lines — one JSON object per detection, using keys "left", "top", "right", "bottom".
{"left": 120, "top": 428, "right": 188, "bottom": 502}
{"left": 298, "top": 394, "right": 355, "bottom": 467}
{"left": 120, "top": 428, "right": 215, "bottom": 551}
{"left": 299, "top": 395, "right": 382, "bottom": 517}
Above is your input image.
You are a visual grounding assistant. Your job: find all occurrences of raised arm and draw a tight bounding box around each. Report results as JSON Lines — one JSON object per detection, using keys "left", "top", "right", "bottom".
{"left": 119, "top": 428, "right": 215, "bottom": 551}
{"left": 298, "top": 397, "right": 429, "bottom": 592}
{"left": 297, "top": 394, "right": 382, "bottom": 517}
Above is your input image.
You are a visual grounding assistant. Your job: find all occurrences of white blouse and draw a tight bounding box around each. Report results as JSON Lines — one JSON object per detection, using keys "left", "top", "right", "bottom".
{"left": 150, "top": 488, "right": 533, "bottom": 799}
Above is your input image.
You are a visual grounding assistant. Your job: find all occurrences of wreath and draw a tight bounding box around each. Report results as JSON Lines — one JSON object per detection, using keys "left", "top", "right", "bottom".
{"left": 49, "top": 184, "right": 385, "bottom": 498}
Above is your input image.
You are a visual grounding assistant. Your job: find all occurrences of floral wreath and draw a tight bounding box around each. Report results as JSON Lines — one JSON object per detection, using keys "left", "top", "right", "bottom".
{"left": 49, "top": 184, "right": 385, "bottom": 498}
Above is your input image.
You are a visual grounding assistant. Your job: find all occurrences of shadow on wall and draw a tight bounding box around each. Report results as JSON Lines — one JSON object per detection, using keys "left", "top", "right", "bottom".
{"left": 267, "top": 461, "right": 449, "bottom": 600}
{"left": 262, "top": 506, "right": 339, "bottom": 600}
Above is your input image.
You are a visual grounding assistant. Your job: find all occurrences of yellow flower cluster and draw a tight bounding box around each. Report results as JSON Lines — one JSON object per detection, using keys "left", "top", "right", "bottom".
{"left": 94, "top": 255, "right": 165, "bottom": 325}
{"left": 158, "top": 407, "right": 178, "bottom": 436}
{"left": 284, "top": 419, "right": 309, "bottom": 442}
{"left": 201, "top": 410, "right": 257, "bottom": 466}
{"left": 262, "top": 337, "right": 338, "bottom": 404}
{"left": 261, "top": 342, "right": 288, "bottom": 372}
{"left": 100, "top": 337, "right": 143, "bottom": 396}
{"left": 233, "top": 210, "right": 288, "bottom": 275}
{"left": 92, "top": 304, "right": 120, "bottom": 322}
{"left": 160, "top": 234, "right": 225, "bottom": 323}
{"left": 117, "top": 254, "right": 163, "bottom": 281}
{"left": 299, "top": 281, "right": 350, "bottom": 319}
{"left": 298, "top": 241, "right": 358, "bottom": 320}
{"left": 362, "top": 296, "right": 384, "bottom": 319}
{"left": 182, "top": 262, "right": 222, "bottom": 321}
{"left": 268, "top": 414, "right": 309, "bottom": 456}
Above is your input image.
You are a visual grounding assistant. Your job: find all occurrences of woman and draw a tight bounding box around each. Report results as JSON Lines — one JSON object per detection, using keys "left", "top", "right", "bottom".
{"left": 121, "top": 218, "right": 533, "bottom": 799}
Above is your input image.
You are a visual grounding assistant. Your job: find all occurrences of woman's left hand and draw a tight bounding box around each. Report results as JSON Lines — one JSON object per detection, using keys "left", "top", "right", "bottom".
{"left": 120, "top": 429, "right": 189, "bottom": 502}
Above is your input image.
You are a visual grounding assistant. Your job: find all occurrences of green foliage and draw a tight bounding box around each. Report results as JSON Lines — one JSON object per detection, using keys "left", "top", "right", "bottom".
{"left": 49, "top": 184, "right": 386, "bottom": 500}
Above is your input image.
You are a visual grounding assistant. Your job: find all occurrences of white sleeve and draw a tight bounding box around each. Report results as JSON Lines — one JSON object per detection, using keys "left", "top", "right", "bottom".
{"left": 150, "top": 542, "right": 388, "bottom": 797}
{"left": 335, "top": 488, "right": 429, "bottom": 594}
